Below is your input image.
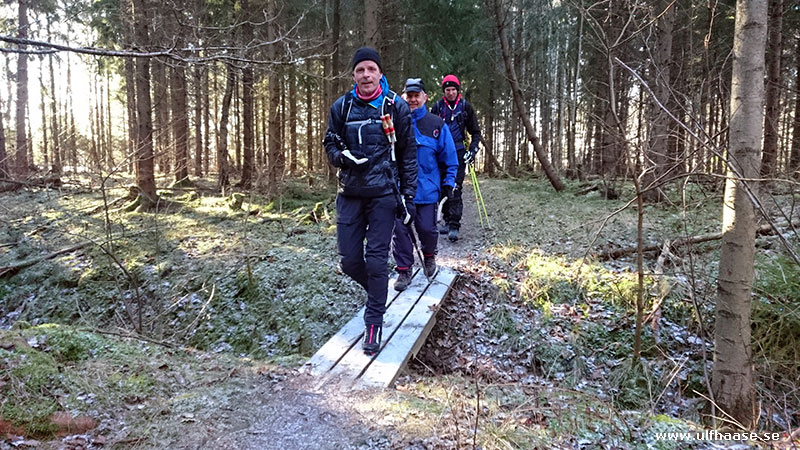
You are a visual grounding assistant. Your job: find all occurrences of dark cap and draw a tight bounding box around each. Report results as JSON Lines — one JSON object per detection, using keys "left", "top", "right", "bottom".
{"left": 351, "top": 47, "right": 382, "bottom": 71}
{"left": 403, "top": 78, "right": 426, "bottom": 93}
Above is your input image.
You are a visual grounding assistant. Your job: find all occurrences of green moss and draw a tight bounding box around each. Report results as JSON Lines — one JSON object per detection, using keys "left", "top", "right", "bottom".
{"left": 48, "top": 327, "right": 112, "bottom": 362}
{"left": 0, "top": 337, "right": 62, "bottom": 435}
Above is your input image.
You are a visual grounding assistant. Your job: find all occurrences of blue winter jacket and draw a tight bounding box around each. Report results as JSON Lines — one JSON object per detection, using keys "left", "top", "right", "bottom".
{"left": 411, "top": 106, "right": 458, "bottom": 205}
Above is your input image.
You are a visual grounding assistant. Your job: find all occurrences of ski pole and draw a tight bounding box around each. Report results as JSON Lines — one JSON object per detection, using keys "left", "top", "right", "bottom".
{"left": 469, "top": 163, "right": 489, "bottom": 228}
{"left": 405, "top": 212, "right": 426, "bottom": 275}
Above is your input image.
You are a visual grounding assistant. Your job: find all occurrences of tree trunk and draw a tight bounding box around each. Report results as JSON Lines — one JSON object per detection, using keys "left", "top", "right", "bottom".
{"left": 305, "top": 60, "right": 314, "bottom": 180}
{"left": 712, "top": 0, "right": 766, "bottom": 429}
{"left": 490, "top": 0, "right": 563, "bottom": 191}
{"left": 506, "top": 95, "right": 518, "bottom": 175}
{"left": 132, "top": 0, "right": 157, "bottom": 202}
{"left": 39, "top": 71, "right": 49, "bottom": 170}
{"left": 203, "top": 66, "right": 210, "bottom": 176}
{"left": 67, "top": 55, "right": 77, "bottom": 172}
{"left": 217, "top": 64, "right": 235, "bottom": 189}
{"left": 97, "top": 73, "right": 107, "bottom": 170}
{"left": 194, "top": 65, "right": 203, "bottom": 177}
{"left": 567, "top": 13, "right": 582, "bottom": 177}
{"left": 106, "top": 72, "right": 114, "bottom": 169}
{"left": 240, "top": 66, "right": 254, "bottom": 188}
{"left": 48, "top": 39, "right": 61, "bottom": 175}
{"left": 484, "top": 77, "right": 496, "bottom": 176}
{"left": 171, "top": 63, "right": 189, "bottom": 183}
{"left": 0, "top": 92, "right": 7, "bottom": 178}
{"left": 260, "top": 90, "right": 267, "bottom": 168}
{"left": 790, "top": 37, "right": 800, "bottom": 178}
{"left": 125, "top": 57, "right": 138, "bottom": 175}
{"left": 15, "top": 0, "right": 30, "bottom": 176}
{"left": 234, "top": 73, "right": 241, "bottom": 172}
{"left": 89, "top": 77, "right": 100, "bottom": 170}
{"left": 364, "top": 0, "right": 381, "bottom": 49}
{"left": 152, "top": 60, "right": 170, "bottom": 174}
{"left": 268, "top": 2, "right": 283, "bottom": 189}
{"left": 760, "top": 0, "right": 783, "bottom": 178}
{"left": 642, "top": 0, "right": 675, "bottom": 201}
{"left": 289, "top": 67, "right": 298, "bottom": 175}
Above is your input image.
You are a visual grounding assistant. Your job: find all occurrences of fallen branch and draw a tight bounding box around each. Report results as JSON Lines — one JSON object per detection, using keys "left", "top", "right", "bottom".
{"left": 80, "top": 327, "right": 175, "bottom": 349}
{"left": 596, "top": 220, "right": 800, "bottom": 261}
{"left": 0, "top": 176, "right": 62, "bottom": 191}
{"left": 0, "top": 241, "right": 91, "bottom": 279}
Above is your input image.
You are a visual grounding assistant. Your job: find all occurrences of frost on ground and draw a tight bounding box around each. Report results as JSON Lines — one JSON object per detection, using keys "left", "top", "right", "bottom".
{"left": 1, "top": 177, "right": 797, "bottom": 449}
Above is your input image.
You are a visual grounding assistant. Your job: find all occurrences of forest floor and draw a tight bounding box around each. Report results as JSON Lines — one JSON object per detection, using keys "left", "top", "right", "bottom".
{"left": 0, "top": 173, "right": 798, "bottom": 449}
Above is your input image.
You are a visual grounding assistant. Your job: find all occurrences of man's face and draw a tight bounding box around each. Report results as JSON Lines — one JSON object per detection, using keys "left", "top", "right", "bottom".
{"left": 444, "top": 86, "right": 459, "bottom": 102}
{"left": 403, "top": 91, "right": 427, "bottom": 111}
{"left": 353, "top": 60, "right": 382, "bottom": 96}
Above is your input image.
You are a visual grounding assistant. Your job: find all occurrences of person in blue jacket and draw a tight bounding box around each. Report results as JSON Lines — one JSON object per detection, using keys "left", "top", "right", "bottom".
{"left": 323, "top": 48, "right": 417, "bottom": 355}
{"left": 392, "top": 78, "right": 458, "bottom": 291}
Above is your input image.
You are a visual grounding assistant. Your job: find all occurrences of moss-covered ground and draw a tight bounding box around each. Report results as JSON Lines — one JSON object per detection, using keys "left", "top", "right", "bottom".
{"left": 1, "top": 175, "right": 798, "bottom": 449}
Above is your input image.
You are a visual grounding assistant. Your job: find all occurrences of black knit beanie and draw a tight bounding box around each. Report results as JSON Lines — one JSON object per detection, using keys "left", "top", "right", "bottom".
{"left": 351, "top": 47, "right": 382, "bottom": 71}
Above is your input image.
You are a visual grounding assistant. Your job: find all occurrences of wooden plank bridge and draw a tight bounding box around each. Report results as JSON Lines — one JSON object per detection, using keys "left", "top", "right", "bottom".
{"left": 303, "top": 267, "right": 457, "bottom": 389}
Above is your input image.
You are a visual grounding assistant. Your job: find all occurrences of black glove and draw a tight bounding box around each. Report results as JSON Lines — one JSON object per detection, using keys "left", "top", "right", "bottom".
{"left": 464, "top": 149, "right": 477, "bottom": 165}
{"left": 396, "top": 195, "right": 414, "bottom": 225}
{"left": 442, "top": 184, "right": 454, "bottom": 200}
{"left": 337, "top": 149, "right": 369, "bottom": 170}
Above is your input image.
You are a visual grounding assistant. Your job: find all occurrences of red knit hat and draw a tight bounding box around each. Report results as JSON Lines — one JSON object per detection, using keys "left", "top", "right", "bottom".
{"left": 442, "top": 74, "right": 461, "bottom": 91}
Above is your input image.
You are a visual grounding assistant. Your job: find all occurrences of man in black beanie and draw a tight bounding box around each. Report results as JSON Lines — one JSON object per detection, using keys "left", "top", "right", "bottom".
{"left": 322, "top": 47, "right": 417, "bottom": 355}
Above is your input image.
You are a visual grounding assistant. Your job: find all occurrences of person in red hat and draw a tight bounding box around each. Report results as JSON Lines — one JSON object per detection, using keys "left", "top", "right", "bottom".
{"left": 430, "top": 74, "right": 482, "bottom": 242}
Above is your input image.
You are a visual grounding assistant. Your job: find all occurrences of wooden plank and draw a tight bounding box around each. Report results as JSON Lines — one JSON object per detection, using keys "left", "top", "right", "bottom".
{"left": 313, "top": 270, "right": 431, "bottom": 387}
{"left": 304, "top": 268, "right": 423, "bottom": 376}
{"left": 357, "top": 268, "right": 457, "bottom": 388}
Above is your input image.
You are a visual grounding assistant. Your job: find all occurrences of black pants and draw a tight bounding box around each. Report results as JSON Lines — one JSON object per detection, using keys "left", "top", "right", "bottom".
{"left": 336, "top": 194, "right": 396, "bottom": 326}
{"left": 392, "top": 203, "right": 438, "bottom": 271}
{"left": 441, "top": 147, "right": 466, "bottom": 230}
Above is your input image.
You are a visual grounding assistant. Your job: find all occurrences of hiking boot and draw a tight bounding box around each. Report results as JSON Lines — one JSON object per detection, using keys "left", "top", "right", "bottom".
{"left": 362, "top": 323, "right": 382, "bottom": 355}
{"left": 394, "top": 270, "right": 412, "bottom": 291}
{"left": 439, "top": 224, "right": 449, "bottom": 234}
{"left": 423, "top": 256, "right": 438, "bottom": 279}
{"left": 448, "top": 228, "right": 459, "bottom": 242}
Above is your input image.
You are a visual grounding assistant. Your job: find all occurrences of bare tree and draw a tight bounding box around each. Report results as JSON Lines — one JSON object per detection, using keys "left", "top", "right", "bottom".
{"left": 760, "top": 0, "right": 783, "bottom": 177}
{"left": 364, "top": 0, "right": 381, "bottom": 48}
{"left": 305, "top": 60, "right": 314, "bottom": 181}
{"left": 46, "top": 23, "right": 61, "bottom": 176}
{"left": 267, "top": 1, "right": 283, "bottom": 188}
{"left": 642, "top": 0, "right": 675, "bottom": 202}
{"left": 132, "top": 0, "right": 157, "bottom": 203}
{"left": 152, "top": 60, "right": 171, "bottom": 174}
{"left": 289, "top": 66, "right": 298, "bottom": 175}
{"left": 15, "top": 0, "right": 30, "bottom": 176}
{"left": 489, "top": 0, "right": 564, "bottom": 192}
{"left": 712, "top": 0, "right": 767, "bottom": 429}
{"left": 217, "top": 64, "right": 235, "bottom": 189}
{"left": 791, "top": 38, "right": 800, "bottom": 178}
{"left": 171, "top": 61, "right": 190, "bottom": 184}
{"left": 240, "top": 66, "right": 255, "bottom": 188}
{"left": 0, "top": 93, "right": 7, "bottom": 178}
{"left": 194, "top": 65, "right": 203, "bottom": 177}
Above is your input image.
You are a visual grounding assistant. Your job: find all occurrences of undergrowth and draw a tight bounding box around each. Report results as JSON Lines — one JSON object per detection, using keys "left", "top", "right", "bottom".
{"left": 410, "top": 176, "right": 798, "bottom": 447}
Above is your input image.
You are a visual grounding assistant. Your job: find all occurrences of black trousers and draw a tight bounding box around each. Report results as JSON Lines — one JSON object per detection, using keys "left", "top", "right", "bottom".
{"left": 392, "top": 203, "right": 438, "bottom": 271}
{"left": 336, "top": 194, "right": 396, "bottom": 326}
{"left": 441, "top": 147, "right": 466, "bottom": 230}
